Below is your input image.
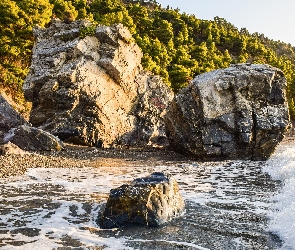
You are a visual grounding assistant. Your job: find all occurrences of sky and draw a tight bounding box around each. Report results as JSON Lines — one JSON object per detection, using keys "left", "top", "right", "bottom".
{"left": 157, "top": 0, "right": 295, "bottom": 46}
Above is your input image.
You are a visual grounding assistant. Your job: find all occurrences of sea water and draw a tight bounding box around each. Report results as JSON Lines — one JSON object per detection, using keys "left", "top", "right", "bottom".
{"left": 0, "top": 141, "right": 294, "bottom": 249}
{"left": 263, "top": 139, "right": 295, "bottom": 250}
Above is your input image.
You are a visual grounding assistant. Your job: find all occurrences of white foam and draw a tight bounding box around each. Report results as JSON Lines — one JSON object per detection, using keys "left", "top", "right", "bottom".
{"left": 0, "top": 159, "right": 278, "bottom": 249}
{"left": 129, "top": 239, "right": 210, "bottom": 250}
{"left": 264, "top": 140, "right": 295, "bottom": 249}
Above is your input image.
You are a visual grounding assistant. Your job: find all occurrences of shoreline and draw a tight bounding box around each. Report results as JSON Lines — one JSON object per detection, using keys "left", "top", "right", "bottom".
{"left": 1, "top": 136, "right": 294, "bottom": 179}
{"left": 0, "top": 144, "right": 192, "bottom": 179}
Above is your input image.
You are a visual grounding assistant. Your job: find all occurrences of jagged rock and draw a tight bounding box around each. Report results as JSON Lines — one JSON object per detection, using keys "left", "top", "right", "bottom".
{"left": 0, "top": 142, "right": 27, "bottom": 156}
{"left": 164, "top": 64, "right": 290, "bottom": 160}
{"left": 0, "top": 94, "right": 29, "bottom": 143}
{"left": 24, "top": 19, "right": 173, "bottom": 148}
{"left": 98, "top": 172, "right": 185, "bottom": 228}
{"left": 0, "top": 94, "right": 63, "bottom": 151}
{"left": 121, "top": 72, "right": 173, "bottom": 147}
{"left": 3, "top": 125, "right": 64, "bottom": 151}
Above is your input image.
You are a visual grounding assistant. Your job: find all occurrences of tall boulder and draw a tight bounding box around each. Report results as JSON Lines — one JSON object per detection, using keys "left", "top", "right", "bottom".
{"left": 24, "top": 19, "right": 173, "bottom": 148}
{"left": 164, "top": 64, "right": 290, "bottom": 160}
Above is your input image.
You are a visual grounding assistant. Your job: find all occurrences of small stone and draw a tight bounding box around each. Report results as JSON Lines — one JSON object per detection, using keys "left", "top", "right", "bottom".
{"left": 0, "top": 142, "right": 28, "bottom": 156}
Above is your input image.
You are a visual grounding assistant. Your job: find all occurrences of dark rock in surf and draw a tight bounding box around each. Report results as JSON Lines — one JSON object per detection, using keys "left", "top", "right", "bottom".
{"left": 98, "top": 172, "right": 185, "bottom": 228}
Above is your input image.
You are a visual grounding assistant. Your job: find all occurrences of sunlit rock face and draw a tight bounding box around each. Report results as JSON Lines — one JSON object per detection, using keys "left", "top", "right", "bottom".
{"left": 164, "top": 64, "right": 290, "bottom": 160}
{"left": 24, "top": 19, "right": 173, "bottom": 148}
{"left": 98, "top": 172, "right": 185, "bottom": 228}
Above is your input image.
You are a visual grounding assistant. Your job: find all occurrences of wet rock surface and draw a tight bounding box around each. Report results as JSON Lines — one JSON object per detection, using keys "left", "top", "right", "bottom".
{"left": 99, "top": 172, "right": 185, "bottom": 228}
{"left": 165, "top": 64, "right": 290, "bottom": 160}
{"left": 24, "top": 19, "right": 173, "bottom": 148}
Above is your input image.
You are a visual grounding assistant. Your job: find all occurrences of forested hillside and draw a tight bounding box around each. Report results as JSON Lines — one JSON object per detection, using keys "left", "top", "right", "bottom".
{"left": 1, "top": 0, "right": 295, "bottom": 117}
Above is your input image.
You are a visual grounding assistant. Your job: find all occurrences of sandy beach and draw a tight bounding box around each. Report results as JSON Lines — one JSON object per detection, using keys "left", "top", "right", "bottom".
{"left": 0, "top": 144, "right": 193, "bottom": 179}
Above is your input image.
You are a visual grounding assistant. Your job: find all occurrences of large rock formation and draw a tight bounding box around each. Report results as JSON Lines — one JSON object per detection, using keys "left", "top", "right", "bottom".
{"left": 24, "top": 19, "right": 290, "bottom": 159}
{"left": 164, "top": 64, "right": 290, "bottom": 160}
{"left": 98, "top": 172, "right": 185, "bottom": 228}
{"left": 24, "top": 19, "right": 173, "bottom": 148}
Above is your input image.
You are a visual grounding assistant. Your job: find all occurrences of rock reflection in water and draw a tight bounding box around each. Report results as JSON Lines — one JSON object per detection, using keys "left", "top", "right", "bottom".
{"left": 0, "top": 161, "right": 282, "bottom": 249}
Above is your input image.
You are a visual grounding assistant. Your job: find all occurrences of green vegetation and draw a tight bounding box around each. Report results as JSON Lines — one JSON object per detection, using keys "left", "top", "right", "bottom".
{"left": 79, "top": 24, "right": 97, "bottom": 38}
{"left": 1, "top": 0, "right": 295, "bottom": 117}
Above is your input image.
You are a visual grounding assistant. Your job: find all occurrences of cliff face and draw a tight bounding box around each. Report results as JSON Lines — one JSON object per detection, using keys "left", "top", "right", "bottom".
{"left": 24, "top": 19, "right": 173, "bottom": 148}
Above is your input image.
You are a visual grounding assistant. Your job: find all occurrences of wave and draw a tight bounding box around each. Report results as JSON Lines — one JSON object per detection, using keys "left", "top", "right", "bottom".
{"left": 264, "top": 138, "right": 295, "bottom": 249}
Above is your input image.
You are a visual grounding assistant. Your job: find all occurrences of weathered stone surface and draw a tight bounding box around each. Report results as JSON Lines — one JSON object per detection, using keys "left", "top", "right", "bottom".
{"left": 121, "top": 72, "right": 174, "bottom": 147}
{"left": 3, "top": 125, "right": 64, "bottom": 151}
{"left": 0, "top": 94, "right": 64, "bottom": 151}
{"left": 98, "top": 172, "right": 185, "bottom": 228}
{"left": 24, "top": 19, "right": 173, "bottom": 148}
{"left": 0, "top": 95, "right": 29, "bottom": 143}
{"left": 164, "top": 64, "right": 290, "bottom": 160}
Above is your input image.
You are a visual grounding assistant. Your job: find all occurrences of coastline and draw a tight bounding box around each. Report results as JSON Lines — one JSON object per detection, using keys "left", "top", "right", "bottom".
{"left": 0, "top": 144, "right": 192, "bottom": 179}
{"left": 1, "top": 136, "right": 294, "bottom": 179}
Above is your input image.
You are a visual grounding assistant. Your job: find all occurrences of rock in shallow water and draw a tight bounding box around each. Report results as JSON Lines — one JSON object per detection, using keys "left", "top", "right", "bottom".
{"left": 98, "top": 172, "right": 185, "bottom": 228}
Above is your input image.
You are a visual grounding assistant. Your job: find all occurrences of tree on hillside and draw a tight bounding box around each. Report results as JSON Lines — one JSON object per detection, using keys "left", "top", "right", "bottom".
{"left": 1, "top": 0, "right": 295, "bottom": 118}
{"left": 0, "top": 0, "right": 52, "bottom": 106}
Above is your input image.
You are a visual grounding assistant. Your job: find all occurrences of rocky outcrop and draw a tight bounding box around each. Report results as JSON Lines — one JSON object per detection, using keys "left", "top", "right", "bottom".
{"left": 3, "top": 125, "right": 64, "bottom": 151}
{"left": 98, "top": 172, "right": 185, "bottom": 228}
{"left": 23, "top": 19, "right": 290, "bottom": 158}
{"left": 24, "top": 19, "right": 173, "bottom": 148}
{"left": 0, "top": 95, "right": 29, "bottom": 143}
{"left": 165, "top": 64, "right": 290, "bottom": 160}
{"left": 0, "top": 94, "right": 64, "bottom": 151}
